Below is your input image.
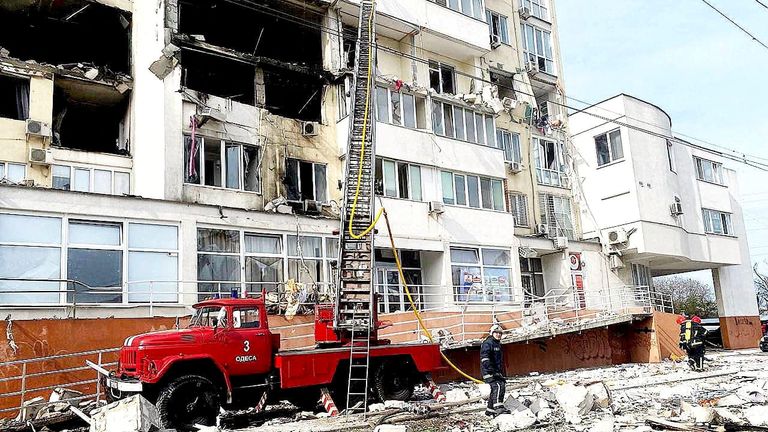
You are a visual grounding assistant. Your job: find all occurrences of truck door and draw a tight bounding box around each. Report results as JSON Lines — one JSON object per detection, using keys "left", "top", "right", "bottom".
{"left": 223, "top": 307, "right": 272, "bottom": 376}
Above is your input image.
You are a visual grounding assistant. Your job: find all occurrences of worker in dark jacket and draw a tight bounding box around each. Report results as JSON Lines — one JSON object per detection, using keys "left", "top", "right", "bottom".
{"left": 679, "top": 315, "right": 707, "bottom": 371}
{"left": 481, "top": 324, "right": 509, "bottom": 416}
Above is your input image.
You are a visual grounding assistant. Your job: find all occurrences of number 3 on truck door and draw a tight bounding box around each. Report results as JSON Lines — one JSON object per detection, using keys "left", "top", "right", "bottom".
{"left": 224, "top": 307, "right": 272, "bottom": 376}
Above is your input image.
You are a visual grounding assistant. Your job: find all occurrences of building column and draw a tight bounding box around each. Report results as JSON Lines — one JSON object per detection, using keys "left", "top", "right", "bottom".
{"left": 713, "top": 265, "right": 761, "bottom": 349}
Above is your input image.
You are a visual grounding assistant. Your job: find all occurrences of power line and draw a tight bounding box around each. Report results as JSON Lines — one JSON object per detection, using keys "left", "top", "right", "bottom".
{"left": 755, "top": 0, "right": 768, "bottom": 11}
{"left": 699, "top": 0, "right": 768, "bottom": 50}
{"left": 188, "top": 0, "right": 768, "bottom": 170}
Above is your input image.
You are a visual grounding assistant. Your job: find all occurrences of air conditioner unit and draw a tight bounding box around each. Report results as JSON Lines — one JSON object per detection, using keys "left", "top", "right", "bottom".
{"left": 536, "top": 224, "right": 549, "bottom": 236}
{"left": 301, "top": 121, "right": 319, "bottom": 137}
{"left": 518, "top": 6, "right": 531, "bottom": 20}
{"left": 28, "top": 147, "right": 53, "bottom": 165}
{"left": 607, "top": 228, "right": 628, "bottom": 245}
{"left": 553, "top": 236, "right": 568, "bottom": 250}
{"left": 429, "top": 201, "right": 445, "bottom": 214}
{"left": 303, "top": 199, "right": 323, "bottom": 215}
{"left": 195, "top": 107, "right": 227, "bottom": 126}
{"left": 490, "top": 34, "right": 502, "bottom": 49}
{"left": 501, "top": 97, "right": 517, "bottom": 110}
{"left": 25, "top": 119, "right": 52, "bottom": 138}
{"left": 670, "top": 202, "right": 684, "bottom": 216}
{"left": 609, "top": 254, "right": 624, "bottom": 270}
{"left": 506, "top": 161, "right": 523, "bottom": 173}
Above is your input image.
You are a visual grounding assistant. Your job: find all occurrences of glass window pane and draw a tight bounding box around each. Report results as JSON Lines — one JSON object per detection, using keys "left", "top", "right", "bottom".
{"left": 500, "top": 17, "right": 509, "bottom": 43}
{"left": 465, "top": 110, "right": 476, "bottom": 143}
{"left": 314, "top": 165, "right": 327, "bottom": 201}
{"left": 0, "top": 163, "right": 4, "bottom": 179}
{"left": 452, "top": 265, "right": 482, "bottom": 302}
{"left": 403, "top": 93, "right": 415, "bottom": 128}
{"left": 93, "top": 170, "right": 112, "bottom": 194}
{"left": 460, "top": 0, "right": 470, "bottom": 16}
{"left": 453, "top": 106, "right": 465, "bottom": 140}
{"left": 397, "top": 162, "right": 409, "bottom": 199}
{"left": 114, "top": 172, "right": 130, "bottom": 195}
{"left": 441, "top": 171, "right": 455, "bottom": 204}
{"left": 492, "top": 180, "right": 504, "bottom": 211}
{"left": 245, "top": 256, "right": 283, "bottom": 294}
{"left": 609, "top": 130, "right": 623, "bottom": 160}
{"left": 288, "top": 258, "right": 323, "bottom": 284}
{"left": 7, "top": 164, "right": 25, "bottom": 183}
{"left": 448, "top": 0, "right": 459, "bottom": 11}
{"left": 127, "top": 251, "right": 178, "bottom": 302}
{"left": 383, "top": 160, "right": 397, "bottom": 197}
{"left": 467, "top": 176, "right": 480, "bottom": 208}
{"left": 326, "top": 237, "right": 339, "bottom": 257}
{"left": 68, "top": 222, "right": 121, "bottom": 246}
{"left": 245, "top": 234, "right": 281, "bottom": 254}
{"left": 376, "top": 86, "right": 389, "bottom": 123}
{"left": 129, "top": 224, "right": 178, "bottom": 250}
{"left": 225, "top": 144, "right": 241, "bottom": 189}
{"left": 483, "top": 248, "right": 509, "bottom": 266}
{"left": 595, "top": 134, "right": 610, "bottom": 166}
{"left": 450, "top": 247, "right": 479, "bottom": 264}
{"left": 409, "top": 165, "right": 422, "bottom": 201}
{"left": 52, "top": 165, "right": 71, "bottom": 190}
{"left": 475, "top": 113, "right": 485, "bottom": 144}
{"left": 375, "top": 158, "right": 384, "bottom": 195}
{"left": 197, "top": 228, "right": 240, "bottom": 253}
{"left": 543, "top": 31, "right": 553, "bottom": 59}
{"left": 480, "top": 177, "right": 493, "bottom": 209}
{"left": 454, "top": 175, "right": 466, "bottom": 206}
{"left": 485, "top": 116, "right": 495, "bottom": 147}
{"left": 67, "top": 248, "right": 123, "bottom": 303}
{"left": 473, "top": 0, "right": 483, "bottom": 18}
{"left": 197, "top": 254, "right": 241, "bottom": 299}
{"left": 203, "top": 139, "right": 222, "bottom": 187}
{"left": 74, "top": 168, "right": 90, "bottom": 192}
{"left": 391, "top": 91, "right": 402, "bottom": 125}
{"left": 287, "top": 235, "right": 323, "bottom": 258}
{"left": 443, "top": 104, "right": 455, "bottom": 138}
{"left": 0, "top": 214, "right": 61, "bottom": 244}
{"left": 432, "top": 101, "right": 444, "bottom": 135}
{"left": 0, "top": 245, "right": 60, "bottom": 304}
{"left": 243, "top": 146, "right": 260, "bottom": 192}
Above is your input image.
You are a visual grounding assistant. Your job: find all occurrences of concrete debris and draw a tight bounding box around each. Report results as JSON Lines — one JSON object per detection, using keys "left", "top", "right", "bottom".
{"left": 716, "top": 393, "right": 745, "bottom": 407}
{"left": 445, "top": 389, "right": 470, "bottom": 403}
{"left": 383, "top": 400, "right": 409, "bottom": 409}
{"left": 477, "top": 383, "right": 491, "bottom": 400}
{"left": 89, "top": 394, "right": 160, "bottom": 432}
{"left": 49, "top": 387, "right": 84, "bottom": 402}
{"left": 15, "top": 396, "right": 45, "bottom": 422}
{"left": 373, "top": 425, "right": 409, "bottom": 432}
{"left": 194, "top": 425, "right": 221, "bottom": 432}
{"left": 492, "top": 409, "right": 536, "bottom": 431}
{"left": 746, "top": 405, "right": 768, "bottom": 427}
{"left": 713, "top": 407, "right": 742, "bottom": 425}
{"left": 554, "top": 384, "right": 594, "bottom": 424}
{"left": 680, "top": 400, "right": 714, "bottom": 423}
{"left": 587, "top": 417, "right": 614, "bottom": 432}
{"left": 368, "top": 403, "right": 386, "bottom": 412}
{"left": 586, "top": 382, "right": 611, "bottom": 409}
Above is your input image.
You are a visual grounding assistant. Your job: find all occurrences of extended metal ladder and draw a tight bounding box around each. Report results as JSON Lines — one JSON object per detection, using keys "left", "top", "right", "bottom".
{"left": 336, "top": 0, "right": 377, "bottom": 417}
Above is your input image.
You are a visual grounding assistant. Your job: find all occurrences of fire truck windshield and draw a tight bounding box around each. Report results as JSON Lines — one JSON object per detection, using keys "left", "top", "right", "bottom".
{"left": 189, "top": 306, "right": 228, "bottom": 328}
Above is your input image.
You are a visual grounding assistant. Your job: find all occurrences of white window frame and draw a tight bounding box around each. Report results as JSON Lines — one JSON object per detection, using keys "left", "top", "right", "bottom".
{"left": 450, "top": 246, "right": 514, "bottom": 304}
{"left": 434, "top": 0, "right": 485, "bottom": 20}
{"left": 667, "top": 140, "right": 676, "bottom": 173}
{"left": 631, "top": 263, "right": 653, "bottom": 288}
{"left": 338, "top": 77, "right": 350, "bottom": 120}
{"left": 497, "top": 129, "right": 521, "bottom": 162}
{"left": 522, "top": 0, "right": 549, "bottom": 21}
{"left": 594, "top": 129, "right": 624, "bottom": 167}
{"left": 441, "top": 170, "right": 505, "bottom": 211}
{"left": 375, "top": 157, "right": 423, "bottom": 201}
{"left": 184, "top": 135, "right": 262, "bottom": 194}
{"left": 429, "top": 61, "right": 457, "bottom": 94}
{"left": 376, "top": 85, "right": 425, "bottom": 130}
{"left": 486, "top": 10, "right": 509, "bottom": 44}
{"left": 508, "top": 192, "right": 529, "bottom": 227}
{"left": 51, "top": 164, "right": 131, "bottom": 196}
{"left": 534, "top": 137, "right": 568, "bottom": 187}
{"left": 539, "top": 193, "right": 574, "bottom": 239}
{"left": 126, "top": 222, "right": 180, "bottom": 303}
{"left": 694, "top": 157, "right": 724, "bottom": 185}
{"left": 285, "top": 158, "right": 328, "bottom": 202}
{"left": 702, "top": 208, "right": 734, "bottom": 236}
{"left": 432, "top": 100, "right": 496, "bottom": 146}
{"left": 0, "top": 161, "right": 26, "bottom": 183}
{"left": 522, "top": 23, "right": 554, "bottom": 74}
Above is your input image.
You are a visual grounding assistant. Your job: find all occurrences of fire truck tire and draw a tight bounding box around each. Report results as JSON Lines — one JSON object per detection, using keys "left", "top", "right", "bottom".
{"left": 156, "top": 374, "right": 220, "bottom": 429}
{"left": 374, "top": 360, "right": 414, "bottom": 402}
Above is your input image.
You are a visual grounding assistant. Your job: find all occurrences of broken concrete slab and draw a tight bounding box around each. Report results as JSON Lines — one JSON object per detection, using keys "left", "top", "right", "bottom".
{"left": 713, "top": 408, "right": 742, "bottom": 425}
{"left": 555, "top": 384, "right": 594, "bottom": 424}
{"left": 586, "top": 382, "right": 611, "bottom": 409}
{"left": 492, "top": 409, "right": 536, "bottom": 431}
{"left": 588, "top": 417, "right": 614, "bottom": 432}
{"left": 89, "top": 394, "right": 160, "bottom": 432}
{"left": 746, "top": 406, "right": 768, "bottom": 427}
{"left": 715, "top": 394, "right": 744, "bottom": 407}
{"left": 445, "top": 389, "right": 470, "bottom": 403}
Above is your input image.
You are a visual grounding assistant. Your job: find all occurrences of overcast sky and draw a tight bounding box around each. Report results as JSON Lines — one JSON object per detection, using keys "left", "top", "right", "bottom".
{"left": 556, "top": 0, "right": 768, "bottom": 285}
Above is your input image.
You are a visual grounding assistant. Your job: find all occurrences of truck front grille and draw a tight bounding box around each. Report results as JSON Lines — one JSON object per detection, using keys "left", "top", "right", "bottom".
{"left": 120, "top": 349, "right": 137, "bottom": 372}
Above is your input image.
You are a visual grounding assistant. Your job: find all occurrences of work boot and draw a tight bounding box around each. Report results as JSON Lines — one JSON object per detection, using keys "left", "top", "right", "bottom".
{"left": 495, "top": 407, "right": 512, "bottom": 415}
{"left": 485, "top": 409, "right": 498, "bottom": 417}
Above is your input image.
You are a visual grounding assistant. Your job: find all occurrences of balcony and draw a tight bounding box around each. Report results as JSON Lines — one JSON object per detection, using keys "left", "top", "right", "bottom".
{"left": 536, "top": 167, "right": 569, "bottom": 188}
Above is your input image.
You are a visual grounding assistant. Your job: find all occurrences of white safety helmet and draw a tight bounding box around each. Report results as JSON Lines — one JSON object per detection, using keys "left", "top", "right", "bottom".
{"left": 489, "top": 324, "right": 503, "bottom": 335}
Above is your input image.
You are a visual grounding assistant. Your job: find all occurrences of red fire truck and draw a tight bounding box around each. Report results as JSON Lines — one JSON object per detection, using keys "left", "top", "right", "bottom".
{"left": 95, "top": 296, "right": 444, "bottom": 428}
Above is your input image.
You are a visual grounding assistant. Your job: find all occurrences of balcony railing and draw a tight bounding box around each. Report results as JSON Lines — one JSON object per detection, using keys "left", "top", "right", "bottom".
{"left": 536, "top": 167, "right": 569, "bottom": 188}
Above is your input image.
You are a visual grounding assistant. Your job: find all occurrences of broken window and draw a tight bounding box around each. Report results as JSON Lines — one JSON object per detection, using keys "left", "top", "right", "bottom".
{"left": 52, "top": 78, "right": 130, "bottom": 155}
{"left": 486, "top": 10, "right": 509, "bottom": 44}
{"left": 338, "top": 77, "right": 350, "bottom": 119}
{"left": 0, "top": 161, "right": 25, "bottom": 183}
{"left": 376, "top": 86, "right": 425, "bottom": 130}
{"left": 432, "top": 101, "right": 495, "bottom": 145}
{"left": 534, "top": 137, "right": 568, "bottom": 187}
{"left": 284, "top": 159, "right": 327, "bottom": 202}
{"left": 182, "top": 50, "right": 255, "bottom": 105}
{"left": 520, "top": 257, "right": 544, "bottom": 305}
{"left": 522, "top": 24, "right": 554, "bottom": 74}
{"left": 539, "top": 193, "right": 574, "bottom": 239}
{"left": 262, "top": 67, "right": 323, "bottom": 122}
{"left": 0, "top": 74, "right": 29, "bottom": 120}
{"left": 67, "top": 221, "right": 123, "bottom": 303}
{"left": 184, "top": 136, "right": 261, "bottom": 193}
{"left": 0, "top": 2, "right": 131, "bottom": 74}
{"left": 429, "top": 61, "right": 456, "bottom": 94}
{"left": 489, "top": 71, "right": 516, "bottom": 100}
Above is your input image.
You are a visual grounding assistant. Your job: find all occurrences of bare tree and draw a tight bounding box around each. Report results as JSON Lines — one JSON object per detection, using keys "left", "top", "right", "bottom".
{"left": 654, "top": 276, "right": 718, "bottom": 318}
{"left": 754, "top": 264, "right": 768, "bottom": 315}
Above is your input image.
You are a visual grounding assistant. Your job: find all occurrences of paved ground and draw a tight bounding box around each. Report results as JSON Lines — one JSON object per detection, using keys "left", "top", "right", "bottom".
{"left": 227, "top": 348, "right": 768, "bottom": 431}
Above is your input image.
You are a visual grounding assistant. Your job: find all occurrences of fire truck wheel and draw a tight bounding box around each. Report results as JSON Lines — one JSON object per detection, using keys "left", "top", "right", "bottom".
{"left": 156, "top": 374, "right": 220, "bottom": 429}
{"left": 374, "top": 360, "right": 414, "bottom": 402}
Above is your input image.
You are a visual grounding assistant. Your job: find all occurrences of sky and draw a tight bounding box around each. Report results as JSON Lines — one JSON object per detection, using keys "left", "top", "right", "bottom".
{"left": 556, "top": 0, "right": 768, "bottom": 286}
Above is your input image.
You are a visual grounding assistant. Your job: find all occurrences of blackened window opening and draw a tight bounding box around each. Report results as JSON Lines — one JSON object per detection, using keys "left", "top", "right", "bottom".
{"left": 0, "top": 75, "right": 29, "bottom": 120}
{"left": 52, "top": 84, "right": 128, "bottom": 155}
{"left": 178, "top": 0, "right": 322, "bottom": 66}
{"left": 0, "top": 2, "right": 131, "bottom": 73}
{"left": 262, "top": 67, "right": 322, "bottom": 121}
{"left": 181, "top": 49, "right": 256, "bottom": 105}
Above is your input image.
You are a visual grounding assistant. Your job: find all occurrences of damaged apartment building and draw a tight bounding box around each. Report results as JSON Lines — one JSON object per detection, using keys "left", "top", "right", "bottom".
{"left": 0, "top": 0, "right": 761, "bottom": 393}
